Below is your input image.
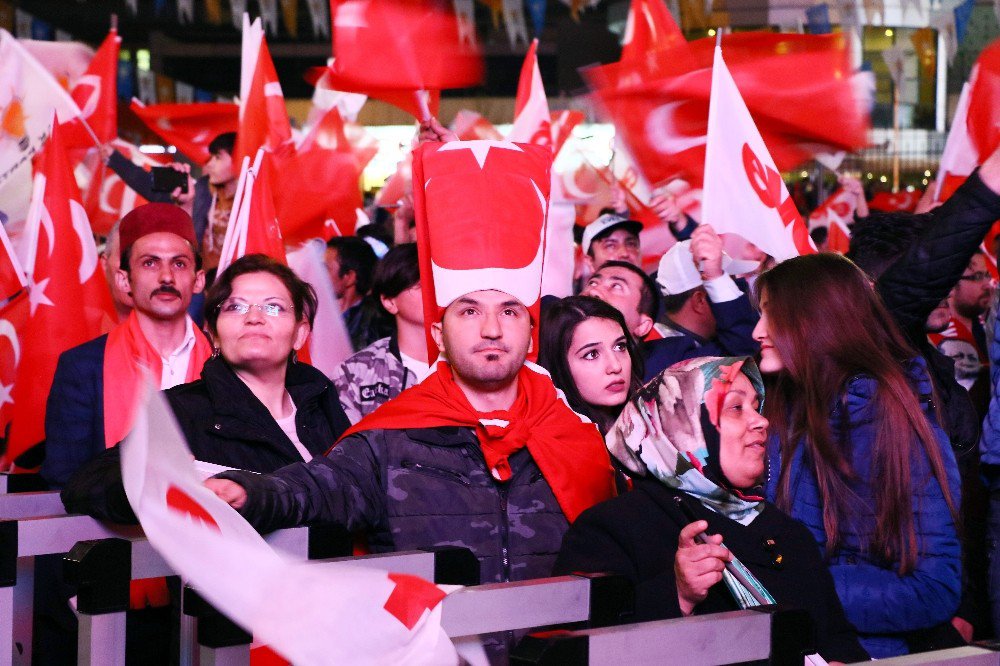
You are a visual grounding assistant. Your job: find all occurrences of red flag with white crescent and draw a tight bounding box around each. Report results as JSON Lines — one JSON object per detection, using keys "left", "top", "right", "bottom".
{"left": 60, "top": 28, "right": 120, "bottom": 148}
{"left": 6, "top": 119, "right": 115, "bottom": 468}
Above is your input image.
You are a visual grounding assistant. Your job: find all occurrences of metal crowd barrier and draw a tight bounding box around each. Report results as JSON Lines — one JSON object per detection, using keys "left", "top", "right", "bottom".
{"left": 0, "top": 512, "right": 349, "bottom": 665}
{"left": 0, "top": 473, "right": 63, "bottom": 522}
{"left": 855, "top": 647, "right": 1000, "bottom": 666}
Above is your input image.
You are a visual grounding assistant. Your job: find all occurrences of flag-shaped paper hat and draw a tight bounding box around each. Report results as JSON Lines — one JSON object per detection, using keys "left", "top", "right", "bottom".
{"left": 411, "top": 140, "right": 552, "bottom": 362}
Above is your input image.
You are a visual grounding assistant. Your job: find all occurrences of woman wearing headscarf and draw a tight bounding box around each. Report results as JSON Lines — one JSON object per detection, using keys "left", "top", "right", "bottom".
{"left": 553, "top": 357, "right": 868, "bottom": 664}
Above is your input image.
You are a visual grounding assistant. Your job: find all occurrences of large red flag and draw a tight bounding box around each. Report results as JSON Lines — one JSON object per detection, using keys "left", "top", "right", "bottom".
{"left": 702, "top": 44, "right": 815, "bottom": 261}
{"left": 968, "top": 38, "right": 1000, "bottom": 158}
{"left": 274, "top": 107, "right": 363, "bottom": 242}
{"left": 60, "top": 28, "right": 120, "bottom": 148}
{"left": 316, "top": 0, "right": 482, "bottom": 119}
{"left": 620, "top": 0, "right": 687, "bottom": 69}
{"left": 130, "top": 100, "right": 239, "bottom": 164}
{"left": 587, "top": 32, "right": 869, "bottom": 188}
{"left": 0, "top": 292, "right": 28, "bottom": 465}
{"left": 7, "top": 119, "right": 115, "bottom": 468}
{"left": 235, "top": 17, "right": 293, "bottom": 166}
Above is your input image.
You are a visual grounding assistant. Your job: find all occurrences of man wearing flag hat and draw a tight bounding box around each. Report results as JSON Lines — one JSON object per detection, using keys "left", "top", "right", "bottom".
{"left": 207, "top": 140, "right": 616, "bottom": 656}
{"left": 43, "top": 202, "right": 211, "bottom": 488}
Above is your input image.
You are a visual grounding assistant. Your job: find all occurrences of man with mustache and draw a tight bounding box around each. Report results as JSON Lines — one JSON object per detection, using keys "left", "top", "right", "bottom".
{"left": 43, "top": 203, "right": 210, "bottom": 488}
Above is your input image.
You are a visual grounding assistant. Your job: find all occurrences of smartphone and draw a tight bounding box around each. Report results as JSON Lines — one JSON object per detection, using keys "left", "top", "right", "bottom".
{"left": 150, "top": 166, "right": 188, "bottom": 194}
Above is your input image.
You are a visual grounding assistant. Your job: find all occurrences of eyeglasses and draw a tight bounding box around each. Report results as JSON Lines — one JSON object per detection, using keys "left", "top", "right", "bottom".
{"left": 217, "top": 299, "right": 292, "bottom": 317}
{"left": 959, "top": 271, "right": 993, "bottom": 283}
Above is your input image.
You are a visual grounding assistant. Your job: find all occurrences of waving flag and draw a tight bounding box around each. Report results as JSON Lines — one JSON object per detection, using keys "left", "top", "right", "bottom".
{"left": 121, "top": 383, "right": 459, "bottom": 666}
{"left": 274, "top": 107, "right": 364, "bottom": 243}
{"left": 701, "top": 45, "right": 815, "bottom": 261}
{"left": 868, "top": 190, "right": 922, "bottom": 212}
{"left": 7, "top": 119, "right": 115, "bottom": 468}
{"left": 620, "top": 0, "right": 687, "bottom": 68}
{"left": 508, "top": 40, "right": 551, "bottom": 148}
{"left": 218, "top": 150, "right": 287, "bottom": 275}
{"left": 130, "top": 100, "right": 239, "bottom": 164}
{"left": 935, "top": 81, "right": 979, "bottom": 202}
{"left": 60, "top": 28, "right": 120, "bottom": 148}
{"left": 587, "top": 32, "right": 869, "bottom": 189}
{"left": 315, "top": 0, "right": 483, "bottom": 119}
{"left": 235, "top": 16, "right": 293, "bottom": 165}
{"left": 0, "top": 30, "right": 81, "bottom": 189}
{"left": 808, "top": 187, "right": 855, "bottom": 254}
{"left": 968, "top": 37, "right": 1000, "bottom": 157}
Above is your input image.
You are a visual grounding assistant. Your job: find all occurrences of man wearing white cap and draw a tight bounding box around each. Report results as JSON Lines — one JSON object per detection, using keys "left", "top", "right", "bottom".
{"left": 581, "top": 212, "right": 644, "bottom": 271}
{"left": 645, "top": 225, "right": 760, "bottom": 379}
{"left": 206, "top": 140, "right": 616, "bottom": 657}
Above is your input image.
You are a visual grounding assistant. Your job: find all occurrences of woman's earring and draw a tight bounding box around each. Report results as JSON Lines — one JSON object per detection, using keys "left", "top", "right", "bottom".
{"left": 290, "top": 350, "right": 299, "bottom": 364}
{"left": 211, "top": 346, "right": 221, "bottom": 359}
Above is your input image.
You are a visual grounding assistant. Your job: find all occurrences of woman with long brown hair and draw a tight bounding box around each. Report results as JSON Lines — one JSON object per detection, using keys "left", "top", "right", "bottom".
{"left": 753, "top": 253, "right": 961, "bottom": 658}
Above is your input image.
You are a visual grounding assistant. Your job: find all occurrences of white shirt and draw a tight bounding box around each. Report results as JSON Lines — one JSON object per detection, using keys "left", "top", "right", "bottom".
{"left": 160, "top": 317, "right": 198, "bottom": 390}
{"left": 399, "top": 350, "right": 431, "bottom": 385}
{"left": 274, "top": 399, "right": 313, "bottom": 462}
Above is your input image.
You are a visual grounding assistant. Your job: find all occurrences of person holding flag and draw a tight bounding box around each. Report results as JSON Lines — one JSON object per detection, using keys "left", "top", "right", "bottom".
{"left": 206, "top": 139, "right": 617, "bottom": 660}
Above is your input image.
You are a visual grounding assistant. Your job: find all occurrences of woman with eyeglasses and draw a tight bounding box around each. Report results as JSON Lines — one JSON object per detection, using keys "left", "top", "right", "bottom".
{"left": 62, "top": 254, "right": 351, "bottom": 522}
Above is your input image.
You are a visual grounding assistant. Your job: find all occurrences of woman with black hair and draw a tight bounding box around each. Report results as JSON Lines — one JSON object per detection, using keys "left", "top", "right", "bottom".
{"left": 537, "top": 295, "right": 644, "bottom": 434}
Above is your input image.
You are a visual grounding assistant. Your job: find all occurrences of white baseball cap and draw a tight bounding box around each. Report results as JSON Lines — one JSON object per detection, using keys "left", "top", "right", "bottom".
{"left": 581, "top": 213, "right": 643, "bottom": 255}
{"left": 656, "top": 240, "right": 761, "bottom": 295}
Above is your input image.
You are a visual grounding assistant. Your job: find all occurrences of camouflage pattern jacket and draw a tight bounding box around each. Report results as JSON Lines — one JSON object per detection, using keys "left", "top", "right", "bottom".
{"left": 217, "top": 425, "right": 569, "bottom": 584}
{"left": 330, "top": 336, "right": 416, "bottom": 425}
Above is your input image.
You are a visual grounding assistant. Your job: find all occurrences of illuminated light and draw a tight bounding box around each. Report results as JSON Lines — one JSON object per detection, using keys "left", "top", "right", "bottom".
{"left": 708, "top": 28, "right": 716, "bottom": 36}
{"left": 879, "top": 175, "right": 888, "bottom": 183}
{"left": 866, "top": 172, "right": 874, "bottom": 179}
{"left": 922, "top": 178, "right": 929, "bottom": 185}
{"left": 906, "top": 185, "right": 915, "bottom": 192}
{"left": 800, "top": 170, "right": 809, "bottom": 178}
{"left": 924, "top": 170, "right": 931, "bottom": 177}
{"left": 139, "top": 144, "right": 166, "bottom": 154}
{"left": 885, "top": 28, "right": 893, "bottom": 37}
{"left": 136, "top": 49, "right": 151, "bottom": 72}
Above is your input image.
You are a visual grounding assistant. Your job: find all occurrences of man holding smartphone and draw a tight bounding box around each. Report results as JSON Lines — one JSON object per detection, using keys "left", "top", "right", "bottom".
{"left": 100, "top": 132, "right": 238, "bottom": 271}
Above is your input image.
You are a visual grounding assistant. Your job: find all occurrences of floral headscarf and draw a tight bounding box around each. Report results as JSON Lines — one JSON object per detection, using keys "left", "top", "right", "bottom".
{"left": 606, "top": 356, "right": 776, "bottom": 609}
{"left": 605, "top": 356, "right": 766, "bottom": 526}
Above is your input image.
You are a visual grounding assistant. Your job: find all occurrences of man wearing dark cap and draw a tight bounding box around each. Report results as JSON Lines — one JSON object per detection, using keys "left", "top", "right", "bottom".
{"left": 42, "top": 203, "right": 211, "bottom": 488}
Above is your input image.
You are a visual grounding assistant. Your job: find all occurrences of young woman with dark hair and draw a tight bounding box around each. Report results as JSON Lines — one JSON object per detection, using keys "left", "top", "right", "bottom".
{"left": 753, "top": 252, "right": 962, "bottom": 658}
{"left": 538, "top": 296, "right": 644, "bottom": 434}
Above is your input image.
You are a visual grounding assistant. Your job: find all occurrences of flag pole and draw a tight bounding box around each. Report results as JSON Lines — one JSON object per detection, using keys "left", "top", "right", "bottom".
{"left": 892, "top": 79, "right": 900, "bottom": 193}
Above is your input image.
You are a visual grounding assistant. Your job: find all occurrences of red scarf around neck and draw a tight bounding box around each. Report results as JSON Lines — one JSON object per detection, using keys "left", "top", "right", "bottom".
{"left": 103, "top": 310, "right": 213, "bottom": 447}
{"left": 339, "top": 362, "right": 616, "bottom": 522}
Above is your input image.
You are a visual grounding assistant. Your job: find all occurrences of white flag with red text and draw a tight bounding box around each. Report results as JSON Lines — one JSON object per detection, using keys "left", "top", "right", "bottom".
{"left": 935, "top": 80, "right": 979, "bottom": 203}
{"left": 121, "top": 384, "right": 460, "bottom": 666}
{"left": 701, "top": 45, "right": 815, "bottom": 261}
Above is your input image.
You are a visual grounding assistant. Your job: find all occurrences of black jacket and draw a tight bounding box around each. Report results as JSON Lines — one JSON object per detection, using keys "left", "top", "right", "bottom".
{"left": 553, "top": 478, "right": 869, "bottom": 664}
{"left": 874, "top": 169, "right": 1000, "bottom": 455}
{"left": 61, "top": 357, "right": 350, "bottom": 523}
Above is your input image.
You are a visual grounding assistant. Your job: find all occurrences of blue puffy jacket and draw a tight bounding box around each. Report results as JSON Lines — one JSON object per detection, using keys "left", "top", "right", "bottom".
{"left": 764, "top": 358, "right": 962, "bottom": 658}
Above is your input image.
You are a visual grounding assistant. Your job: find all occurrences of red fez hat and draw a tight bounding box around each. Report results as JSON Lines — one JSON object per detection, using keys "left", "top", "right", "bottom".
{"left": 119, "top": 203, "right": 198, "bottom": 253}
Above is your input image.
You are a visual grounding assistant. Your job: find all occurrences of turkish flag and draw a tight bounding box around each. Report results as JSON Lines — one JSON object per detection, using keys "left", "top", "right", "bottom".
{"left": 0, "top": 215, "right": 26, "bottom": 303}
{"left": 0, "top": 291, "right": 28, "bottom": 466}
{"left": 60, "top": 28, "right": 120, "bottom": 149}
{"left": 551, "top": 109, "right": 585, "bottom": 157}
{"left": 7, "top": 119, "right": 115, "bottom": 468}
{"left": 808, "top": 187, "right": 855, "bottom": 255}
{"left": 82, "top": 139, "right": 170, "bottom": 235}
{"left": 587, "top": 32, "right": 869, "bottom": 188}
{"left": 935, "top": 81, "right": 979, "bottom": 203}
{"left": 218, "top": 150, "right": 287, "bottom": 275}
{"left": 702, "top": 45, "right": 815, "bottom": 262}
{"left": 131, "top": 100, "right": 238, "bottom": 164}
{"left": 235, "top": 18, "right": 293, "bottom": 166}
{"left": 122, "top": 386, "right": 459, "bottom": 665}
{"left": 316, "top": 0, "right": 482, "bottom": 119}
{"left": 508, "top": 40, "right": 552, "bottom": 149}
{"left": 620, "top": 0, "right": 688, "bottom": 69}
{"left": 274, "top": 108, "right": 363, "bottom": 242}
{"left": 450, "top": 110, "right": 502, "bottom": 141}
{"left": 869, "top": 190, "right": 922, "bottom": 212}
{"left": 968, "top": 37, "right": 1000, "bottom": 157}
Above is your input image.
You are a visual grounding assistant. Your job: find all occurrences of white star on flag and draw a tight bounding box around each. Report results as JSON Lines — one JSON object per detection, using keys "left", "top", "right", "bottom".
{"left": 437, "top": 140, "right": 524, "bottom": 169}
{"left": 27, "top": 276, "right": 53, "bottom": 315}
{"left": 0, "top": 383, "right": 13, "bottom": 408}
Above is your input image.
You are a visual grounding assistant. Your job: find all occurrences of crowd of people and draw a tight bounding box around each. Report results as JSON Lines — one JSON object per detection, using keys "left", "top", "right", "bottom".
{"left": 21, "top": 117, "right": 1000, "bottom": 665}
